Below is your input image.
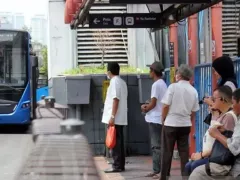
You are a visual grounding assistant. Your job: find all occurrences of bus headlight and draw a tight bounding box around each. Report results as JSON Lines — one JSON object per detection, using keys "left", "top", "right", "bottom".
{"left": 21, "top": 102, "right": 30, "bottom": 109}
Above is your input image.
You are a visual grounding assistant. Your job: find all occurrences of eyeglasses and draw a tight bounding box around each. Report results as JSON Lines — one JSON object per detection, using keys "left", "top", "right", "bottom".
{"left": 211, "top": 97, "right": 226, "bottom": 103}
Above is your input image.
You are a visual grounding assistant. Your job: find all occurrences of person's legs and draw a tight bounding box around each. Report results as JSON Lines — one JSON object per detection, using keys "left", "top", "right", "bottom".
{"left": 160, "top": 126, "right": 177, "bottom": 180}
{"left": 190, "top": 158, "right": 209, "bottom": 173}
{"left": 120, "top": 125, "right": 125, "bottom": 170}
{"left": 106, "top": 125, "right": 124, "bottom": 172}
{"left": 185, "top": 161, "right": 193, "bottom": 176}
{"left": 189, "top": 165, "right": 215, "bottom": 180}
{"left": 176, "top": 126, "right": 191, "bottom": 177}
{"left": 149, "top": 123, "right": 162, "bottom": 174}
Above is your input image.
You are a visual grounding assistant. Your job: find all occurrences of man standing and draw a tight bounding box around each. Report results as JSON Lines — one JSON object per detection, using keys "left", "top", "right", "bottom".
{"left": 160, "top": 64, "right": 200, "bottom": 180}
{"left": 141, "top": 62, "right": 167, "bottom": 179}
{"left": 102, "top": 62, "right": 128, "bottom": 173}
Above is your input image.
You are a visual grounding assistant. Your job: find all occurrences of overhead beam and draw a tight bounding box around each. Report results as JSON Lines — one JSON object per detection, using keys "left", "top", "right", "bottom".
{"left": 71, "top": 0, "right": 223, "bottom": 30}
{"left": 71, "top": 0, "right": 95, "bottom": 29}
{"left": 152, "top": 0, "right": 222, "bottom": 31}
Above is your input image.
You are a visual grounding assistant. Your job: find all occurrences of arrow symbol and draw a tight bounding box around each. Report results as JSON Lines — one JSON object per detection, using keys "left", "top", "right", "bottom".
{"left": 93, "top": 18, "right": 100, "bottom": 24}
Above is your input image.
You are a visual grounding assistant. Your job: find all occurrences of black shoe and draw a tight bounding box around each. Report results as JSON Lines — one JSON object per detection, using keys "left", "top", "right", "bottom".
{"left": 104, "top": 168, "right": 123, "bottom": 173}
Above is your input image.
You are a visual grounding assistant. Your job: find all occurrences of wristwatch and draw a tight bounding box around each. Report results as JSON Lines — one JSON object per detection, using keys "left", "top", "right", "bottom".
{"left": 111, "top": 115, "right": 115, "bottom": 119}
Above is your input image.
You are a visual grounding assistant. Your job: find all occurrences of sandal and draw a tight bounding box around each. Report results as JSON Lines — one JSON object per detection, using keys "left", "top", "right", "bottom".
{"left": 145, "top": 172, "right": 158, "bottom": 177}
{"left": 152, "top": 174, "right": 160, "bottom": 179}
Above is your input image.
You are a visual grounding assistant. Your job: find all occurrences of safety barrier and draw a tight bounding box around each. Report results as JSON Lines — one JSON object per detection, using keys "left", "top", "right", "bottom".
{"left": 194, "top": 63, "right": 212, "bottom": 151}
{"left": 16, "top": 97, "right": 101, "bottom": 180}
{"left": 194, "top": 58, "right": 240, "bottom": 152}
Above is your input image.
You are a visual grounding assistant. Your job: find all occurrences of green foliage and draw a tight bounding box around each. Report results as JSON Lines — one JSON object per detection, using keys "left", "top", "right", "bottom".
{"left": 39, "top": 46, "right": 48, "bottom": 76}
{"left": 62, "top": 65, "right": 149, "bottom": 75}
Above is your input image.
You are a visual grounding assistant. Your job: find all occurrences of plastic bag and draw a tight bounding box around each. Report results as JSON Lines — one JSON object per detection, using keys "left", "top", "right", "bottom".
{"left": 106, "top": 126, "right": 116, "bottom": 149}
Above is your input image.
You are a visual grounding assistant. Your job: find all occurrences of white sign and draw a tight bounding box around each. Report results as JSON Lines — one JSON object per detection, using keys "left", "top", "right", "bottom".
{"left": 212, "top": 40, "right": 216, "bottom": 56}
{"left": 113, "top": 17, "right": 122, "bottom": 26}
{"left": 125, "top": 17, "right": 134, "bottom": 25}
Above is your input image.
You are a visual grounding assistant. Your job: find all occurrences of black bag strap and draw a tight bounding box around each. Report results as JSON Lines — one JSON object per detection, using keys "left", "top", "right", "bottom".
{"left": 205, "top": 162, "right": 212, "bottom": 176}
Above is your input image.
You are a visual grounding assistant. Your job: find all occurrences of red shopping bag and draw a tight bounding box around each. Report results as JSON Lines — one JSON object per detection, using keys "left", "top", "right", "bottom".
{"left": 106, "top": 126, "right": 116, "bottom": 149}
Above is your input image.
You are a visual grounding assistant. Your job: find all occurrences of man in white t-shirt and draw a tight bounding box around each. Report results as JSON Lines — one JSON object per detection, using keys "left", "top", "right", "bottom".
{"left": 102, "top": 62, "right": 128, "bottom": 173}
{"left": 160, "top": 64, "right": 200, "bottom": 180}
{"left": 141, "top": 62, "right": 167, "bottom": 179}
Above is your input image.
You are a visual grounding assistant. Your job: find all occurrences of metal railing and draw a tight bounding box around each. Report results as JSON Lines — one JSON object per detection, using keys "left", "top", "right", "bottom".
{"left": 194, "top": 63, "right": 212, "bottom": 151}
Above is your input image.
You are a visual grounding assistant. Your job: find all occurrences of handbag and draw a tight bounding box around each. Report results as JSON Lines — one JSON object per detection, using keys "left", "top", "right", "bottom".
{"left": 205, "top": 130, "right": 235, "bottom": 176}
{"left": 204, "top": 113, "right": 212, "bottom": 125}
{"left": 106, "top": 126, "right": 116, "bottom": 149}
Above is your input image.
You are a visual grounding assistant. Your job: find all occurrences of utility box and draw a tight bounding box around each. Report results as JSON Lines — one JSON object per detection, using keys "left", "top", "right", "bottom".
{"left": 49, "top": 75, "right": 91, "bottom": 105}
{"left": 137, "top": 74, "right": 153, "bottom": 103}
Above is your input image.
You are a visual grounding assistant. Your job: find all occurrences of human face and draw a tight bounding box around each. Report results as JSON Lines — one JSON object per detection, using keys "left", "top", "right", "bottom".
{"left": 149, "top": 68, "right": 154, "bottom": 79}
{"left": 212, "top": 67, "right": 221, "bottom": 80}
{"left": 106, "top": 71, "right": 111, "bottom": 79}
{"left": 211, "top": 90, "right": 224, "bottom": 110}
{"left": 232, "top": 97, "right": 240, "bottom": 116}
{"left": 175, "top": 73, "right": 181, "bottom": 82}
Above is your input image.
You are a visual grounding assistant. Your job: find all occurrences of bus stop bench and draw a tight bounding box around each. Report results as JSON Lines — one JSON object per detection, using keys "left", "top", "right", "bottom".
{"left": 16, "top": 135, "right": 101, "bottom": 180}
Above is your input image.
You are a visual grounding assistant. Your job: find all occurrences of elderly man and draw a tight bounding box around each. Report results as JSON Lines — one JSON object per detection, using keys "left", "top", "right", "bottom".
{"left": 160, "top": 64, "right": 200, "bottom": 180}
{"left": 189, "top": 88, "right": 240, "bottom": 180}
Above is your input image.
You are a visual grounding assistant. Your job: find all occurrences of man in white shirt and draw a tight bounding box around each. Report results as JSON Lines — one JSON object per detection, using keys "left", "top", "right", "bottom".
{"left": 102, "top": 62, "right": 128, "bottom": 173}
{"left": 160, "top": 64, "right": 200, "bottom": 180}
{"left": 141, "top": 62, "right": 167, "bottom": 179}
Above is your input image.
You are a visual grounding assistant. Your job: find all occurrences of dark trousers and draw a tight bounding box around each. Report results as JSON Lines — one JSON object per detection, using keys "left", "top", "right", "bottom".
{"left": 112, "top": 125, "right": 125, "bottom": 170}
{"left": 149, "top": 123, "right": 162, "bottom": 174}
{"left": 160, "top": 126, "right": 191, "bottom": 180}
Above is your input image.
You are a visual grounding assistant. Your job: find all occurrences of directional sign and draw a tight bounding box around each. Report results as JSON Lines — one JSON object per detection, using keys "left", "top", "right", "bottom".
{"left": 89, "top": 13, "right": 161, "bottom": 29}
{"left": 110, "top": 0, "right": 211, "bottom": 4}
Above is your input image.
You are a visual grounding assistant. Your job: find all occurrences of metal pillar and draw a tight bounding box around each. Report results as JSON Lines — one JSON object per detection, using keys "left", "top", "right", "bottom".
{"left": 188, "top": 14, "right": 198, "bottom": 156}
{"left": 211, "top": 2, "right": 223, "bottom": 90}
{"left": 169, "top": 23, "right": 179, "bottom": 67}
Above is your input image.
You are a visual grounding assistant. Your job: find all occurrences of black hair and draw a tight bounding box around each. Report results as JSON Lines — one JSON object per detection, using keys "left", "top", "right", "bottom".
{"left": 212, "top": 56, "right": 238, "bottom": 88}
{"left": 151, "top": 68, "right": 163, "bottom": 77}
{"left": 233, "top": 88, "right": 240, "bottom": 103}
{"left": 214, "top": 85, "right": 233, "bottom": 103}
{"left": 107, "top": 62, "right": 120, "bottom": 75}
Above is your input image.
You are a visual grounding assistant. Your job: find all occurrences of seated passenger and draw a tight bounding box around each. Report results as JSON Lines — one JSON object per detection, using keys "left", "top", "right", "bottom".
{"left": 189, "top": 88, "right": 240, "bottom": 180}
{"left": 185, "top": 86, "right": 237, "bottom": 175}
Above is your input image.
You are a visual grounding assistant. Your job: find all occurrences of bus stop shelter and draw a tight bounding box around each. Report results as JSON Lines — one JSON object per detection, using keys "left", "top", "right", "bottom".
{"left": 65, "top": 0, "right": 223, "bottom": 30}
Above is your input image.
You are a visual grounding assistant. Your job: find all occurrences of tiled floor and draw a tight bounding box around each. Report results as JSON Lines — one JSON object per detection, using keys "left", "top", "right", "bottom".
{"left": 95, "top": 156, "right": 182, "bottom": 180}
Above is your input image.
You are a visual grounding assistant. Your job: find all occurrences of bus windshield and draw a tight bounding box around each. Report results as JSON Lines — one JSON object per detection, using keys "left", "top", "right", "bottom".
{"left": 0, "top": 30, "right": 29, "bottom": 102}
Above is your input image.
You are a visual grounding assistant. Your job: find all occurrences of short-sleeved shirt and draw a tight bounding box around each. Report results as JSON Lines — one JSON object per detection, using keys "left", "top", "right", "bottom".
{"left": 102, "top": 76, "right": 128, "bottom": 125}
{"left": 202, "top": 110, "right": 237, "bottom": 152}
{"left": 161, "top": 80, "right": 199, "bottom": 127}
{"left": 145, "top": 79, "right": 167, "bottom": 124}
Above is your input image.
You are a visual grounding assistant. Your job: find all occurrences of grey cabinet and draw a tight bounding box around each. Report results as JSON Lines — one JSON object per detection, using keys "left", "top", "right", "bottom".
{"left": 49, "top": 75, "right": 91, "bottom": 105}
{"left": 137, "top": 74, "right": 153, "bottom": 103}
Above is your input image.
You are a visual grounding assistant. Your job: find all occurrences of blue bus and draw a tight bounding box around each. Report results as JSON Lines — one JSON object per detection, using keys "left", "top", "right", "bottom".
{"left": 0, "top": 29, "right": 38, "bottom": 125}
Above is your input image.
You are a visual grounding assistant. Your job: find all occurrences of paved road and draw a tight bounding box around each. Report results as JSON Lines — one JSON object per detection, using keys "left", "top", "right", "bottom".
{"left": 0, "top": 134, "right": 33, "bottom": 180}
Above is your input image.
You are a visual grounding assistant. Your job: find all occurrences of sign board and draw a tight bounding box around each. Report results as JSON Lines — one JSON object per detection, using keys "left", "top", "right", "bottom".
{"left": 212, "top": 40, "right": 216, "bottom": 57}
{"left": 110, "top": 0, "right": 211, "bottom": 4}
{"left": 169, "top": 42, "right": 174, "bottom": 66}
{"left": 102, "top": 80, "right": 110, "bottom": 103}
{"left": 170, "top": 67, "right": 175, "bottom": 84}
{"left": 89, "top": 13, "right": 161, "bottom": 29}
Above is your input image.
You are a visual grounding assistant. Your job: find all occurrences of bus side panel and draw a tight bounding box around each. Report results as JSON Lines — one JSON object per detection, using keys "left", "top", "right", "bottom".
{"left": 0, "top": 82, "right": 31, "bottom": 124}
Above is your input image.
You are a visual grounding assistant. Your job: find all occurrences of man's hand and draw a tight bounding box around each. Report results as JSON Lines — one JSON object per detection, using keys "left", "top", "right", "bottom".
{"left": 141, "top": 104, "right": 147, "bottom": 113}
{"left": 204, "top": 97, "right": 213, "bottom": 106}
{"left": 109, "top": 118, "right": 115, "bottom": 126}
{"left": 209, "top": 127, "right": 221, "bottom": 138}
{"left": 191, "top": 153, "right": 202, "bottom": 161}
